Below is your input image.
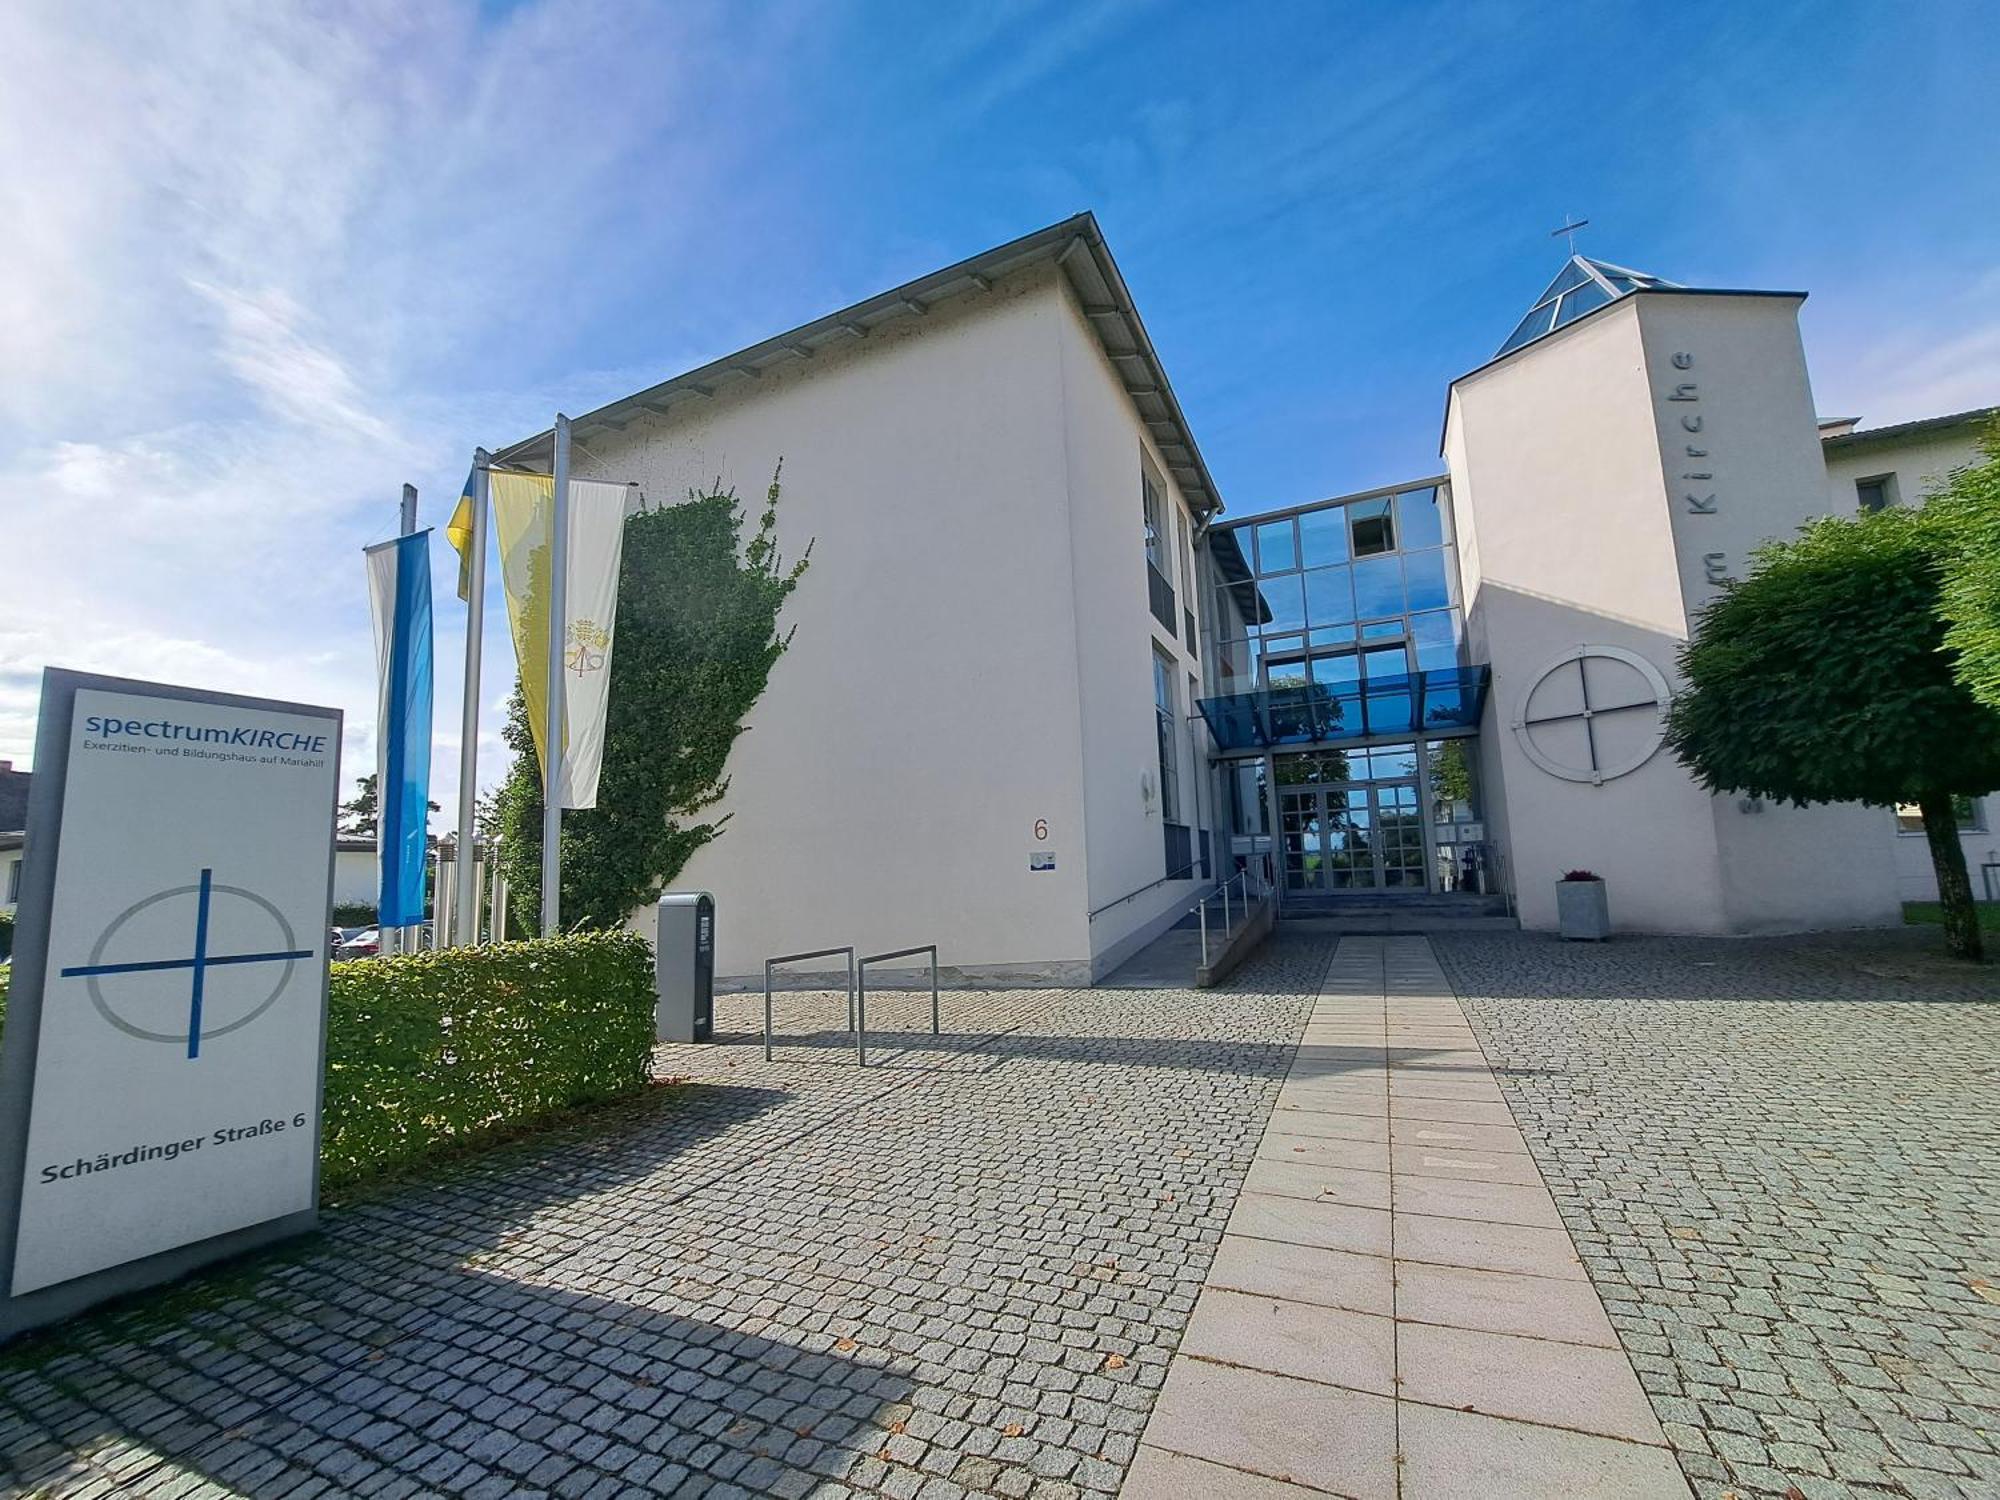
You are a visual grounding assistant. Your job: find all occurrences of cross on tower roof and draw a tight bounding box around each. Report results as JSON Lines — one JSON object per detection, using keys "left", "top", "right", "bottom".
{"left": 1551, "top": 216, "right": 1590, "bottom": 255}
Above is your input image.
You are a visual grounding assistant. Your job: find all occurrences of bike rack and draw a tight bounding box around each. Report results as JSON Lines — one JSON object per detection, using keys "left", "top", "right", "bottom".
{"left": 763, "top": 945, "right": 856, "bottom": 1061}
{"left": 854, "top": 944, "right": 940, "bottom": 1067}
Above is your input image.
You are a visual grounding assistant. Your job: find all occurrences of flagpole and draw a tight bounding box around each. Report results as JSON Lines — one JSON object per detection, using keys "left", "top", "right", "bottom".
{"left": 453, "top": 450, "right": 490, "bottom": 947}
{"left": 541, "top": 415, "right": 571, "bottom": 935}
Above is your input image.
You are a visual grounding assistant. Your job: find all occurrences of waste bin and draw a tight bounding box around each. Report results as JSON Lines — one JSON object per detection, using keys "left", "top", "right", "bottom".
{"left": 655, "top": 891, "right": 715, "bottom": 1042}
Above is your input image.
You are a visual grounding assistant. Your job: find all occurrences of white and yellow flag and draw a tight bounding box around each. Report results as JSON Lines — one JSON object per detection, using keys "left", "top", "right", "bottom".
{"left": 488, "top": 471, "right": 630, "bottom": 809}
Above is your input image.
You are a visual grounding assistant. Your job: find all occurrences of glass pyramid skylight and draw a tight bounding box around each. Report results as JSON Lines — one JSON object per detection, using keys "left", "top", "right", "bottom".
{"left": 1496, "top": 256, "right": 1679, "bottom": 357}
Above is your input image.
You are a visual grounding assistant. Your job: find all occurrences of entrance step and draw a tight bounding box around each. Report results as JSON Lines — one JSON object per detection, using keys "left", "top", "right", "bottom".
{"left": 1282, "top": 911, "right": 1519, "bottom": 935}
{"left": 1278, "top": 894, "right": 1515, "bottom": 935}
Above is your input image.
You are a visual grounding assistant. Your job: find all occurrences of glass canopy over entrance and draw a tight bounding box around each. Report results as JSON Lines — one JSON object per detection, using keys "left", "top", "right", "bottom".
{"left": 1196, "top": 665, "right": 1489, "bottom": 752}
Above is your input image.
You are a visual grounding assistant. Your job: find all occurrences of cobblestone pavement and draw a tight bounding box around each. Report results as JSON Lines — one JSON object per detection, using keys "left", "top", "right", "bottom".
{"left": 1434, "top": 931, "right": 2000, "bottom": 1500}
{"left": 0, "top": 936, "right": 1332, "bottom": 1499}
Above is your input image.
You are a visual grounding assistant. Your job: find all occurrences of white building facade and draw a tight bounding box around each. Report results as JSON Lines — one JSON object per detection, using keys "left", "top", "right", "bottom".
{"left": 492, "top": 218, "right": 1992, "bottom": 980}
{"left": 498, "top": 219, "right": 1222, "bottom": 984}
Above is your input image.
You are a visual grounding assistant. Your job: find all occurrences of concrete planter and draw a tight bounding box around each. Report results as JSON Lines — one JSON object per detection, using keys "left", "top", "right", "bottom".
{"left": 1556, "top": 878, "right": 1610, "bottom": 940}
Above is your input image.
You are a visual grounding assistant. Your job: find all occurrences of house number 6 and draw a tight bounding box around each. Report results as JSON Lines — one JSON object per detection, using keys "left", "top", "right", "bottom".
{"left": 1033, "top": 820, "right": 1049, "bottom": 840}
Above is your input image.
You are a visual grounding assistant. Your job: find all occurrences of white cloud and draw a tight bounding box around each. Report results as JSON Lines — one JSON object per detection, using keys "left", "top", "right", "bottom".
{"left": 1804, "top": 264, "right": 2000, "bottom": 429}
{"left": 0, "top": 0, "right": 802, "bottom": 819}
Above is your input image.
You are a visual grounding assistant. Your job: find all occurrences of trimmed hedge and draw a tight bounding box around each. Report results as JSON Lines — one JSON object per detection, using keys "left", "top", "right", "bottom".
{"left": 0, "top": 933, "right": 654, "bottom": 1189}
{"left": 323, "top": 931, "right": 655, "bottom": 1186}
{"left": 331, "top": 901, "right": 377, "bottom": 928}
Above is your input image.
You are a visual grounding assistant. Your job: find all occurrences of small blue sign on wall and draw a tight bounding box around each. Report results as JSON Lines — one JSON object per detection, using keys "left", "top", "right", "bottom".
{"left": 1030, "top": 850, "right": 1055, "bottom": 871}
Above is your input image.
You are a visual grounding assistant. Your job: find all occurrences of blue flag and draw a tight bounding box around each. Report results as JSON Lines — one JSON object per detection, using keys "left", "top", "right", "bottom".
{"left": 364, "top": 530, "right": 434, "bottom": 928}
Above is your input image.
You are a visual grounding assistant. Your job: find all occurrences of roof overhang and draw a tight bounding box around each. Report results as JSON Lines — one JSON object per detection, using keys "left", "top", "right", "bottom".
{"left": 1820, "top": 404, "right": 1999, "bottom": 453}
{"left": 492, "top": 212, "right": 1225, "bottom": 516}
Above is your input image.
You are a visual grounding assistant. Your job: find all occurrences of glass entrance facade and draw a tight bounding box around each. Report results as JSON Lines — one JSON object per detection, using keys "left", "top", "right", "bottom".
{"left": 1206, "top": 479, "right": 1490, "bottom": 899}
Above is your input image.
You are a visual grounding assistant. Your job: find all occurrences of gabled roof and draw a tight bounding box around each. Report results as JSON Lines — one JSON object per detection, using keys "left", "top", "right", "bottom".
{"left": 1495, "top": 255, "right": 1680, "bottom": 358}
{"left": 494, "top": 212, "right": 1225, "bottom": 515}
{"left": 1820, "top": 404, "right": 1999, "bottom": 453}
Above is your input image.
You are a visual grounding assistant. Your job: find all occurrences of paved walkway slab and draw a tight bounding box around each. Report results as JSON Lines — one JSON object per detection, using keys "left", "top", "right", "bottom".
{"left": 1125, "top": 935, "right": 1689, "bottom": 1499}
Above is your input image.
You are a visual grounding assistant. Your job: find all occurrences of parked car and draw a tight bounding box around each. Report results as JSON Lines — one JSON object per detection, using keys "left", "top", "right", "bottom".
{"left": 334, "top": 928, "right": 380, "bottom": 960}
{"left": 332, "top": 923, "right": 437, "bottom": 960}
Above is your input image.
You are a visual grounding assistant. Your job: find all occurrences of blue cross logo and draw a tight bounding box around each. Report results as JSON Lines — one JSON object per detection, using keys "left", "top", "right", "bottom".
{"left": 60, "top": 868, "right": 314, "bottom": 1059}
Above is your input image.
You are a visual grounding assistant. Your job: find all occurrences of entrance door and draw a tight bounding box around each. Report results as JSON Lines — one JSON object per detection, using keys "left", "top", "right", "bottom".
{"left": 1279, "top": 787, "right": 1326, "bottom": 891}
{"left": 1325, "top": 787, "right": 1375, "bottom": 889}
{"left": 1278, "top": 780, "right": 1428, "bottom": 892}
{"left": 1373, "top": 781, "right": 1425, "bottom": 887}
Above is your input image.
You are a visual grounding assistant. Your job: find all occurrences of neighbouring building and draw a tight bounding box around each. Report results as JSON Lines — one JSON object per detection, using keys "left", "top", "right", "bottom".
{"left": 2, "top": 761, "right": 28, "bottom": 919}
{"left": 489, "top": 215, "right": 1993, "bottom": 983}
{"left": 1820, "top": 407, "right": 2000, "bottom": 902}
{"left": 1, "top": 833, "right": 21, "bottom": 919}
{"left": 0, "top": 760, "right": 27, "bottom": 835}
{"left": 331, "top": 836, "right": 380, "bottom": 914}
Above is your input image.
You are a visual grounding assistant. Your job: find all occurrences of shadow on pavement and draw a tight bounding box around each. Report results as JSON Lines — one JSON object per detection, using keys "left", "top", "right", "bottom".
{"left": 0, "top": 1079, "right": 865, "bottom": 1497}
{"left": 5, "top": 1264, "right": 913, "bottom": 1497}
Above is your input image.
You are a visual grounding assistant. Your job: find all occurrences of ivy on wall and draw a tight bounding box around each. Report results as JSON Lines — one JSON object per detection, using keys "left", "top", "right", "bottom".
{"left": 497, "top": 468, "right": 809, "bottom": 931}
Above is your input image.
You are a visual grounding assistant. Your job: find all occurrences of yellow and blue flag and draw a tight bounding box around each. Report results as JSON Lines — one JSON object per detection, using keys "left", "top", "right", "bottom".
{"left": 445, "top": 469, "right": 477, "bottom": 602}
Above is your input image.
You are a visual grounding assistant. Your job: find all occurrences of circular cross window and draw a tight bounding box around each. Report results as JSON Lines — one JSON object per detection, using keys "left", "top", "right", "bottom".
{"left": 1512, "top": 646, "right": 1671, "bottom": 785}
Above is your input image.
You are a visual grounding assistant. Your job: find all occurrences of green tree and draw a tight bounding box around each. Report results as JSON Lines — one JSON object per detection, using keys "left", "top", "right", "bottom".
{"left": 1428, "top": 740, "right": 1473, "bottom": 808}
{"left": 337, "top": 773, "right": 379, "bottom": 835}
{"left": 337, "top": 772, "right": 438, "bottom": 837}
{"left": 1665, "top": 506, "right": 2000, "bottom": 960}
{"left": 498, "top": 468, "right": 808, "bottom": 932}
{"left": 1926, "top": 422, "right": 2000, "bottom": 715}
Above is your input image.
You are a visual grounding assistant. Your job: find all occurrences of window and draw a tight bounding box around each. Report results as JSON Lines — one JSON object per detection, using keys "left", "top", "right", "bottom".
{"left": 1255, "top": 519, "right": 1298, "bottom": 575}
{"left": 1855, "top": 474, "right": 1897, "bottom": 513}
{"left": 1304, "top": 565, "right": 1356, "bottom": 626}
{"left": 1895, "top": 796, "right": 1984, "bottom": 834}
{"left": 1261, "top": 636, "right": 1308, "bottom": 689}
{"left": 1232, "top": 762, "right": 1268, "bottom": 836}
{"left": 1353, "top": 555, "right": 1404, "bottom": 619}
{"left": 1299, "top": 506, "right": 1349, "bottom": 568}
{"left": 4, "top": 857, "right": 17, "bottom": 904}
{"left": 1178, "top": 511, "right": 1200, "bottom": 652}
{"left": 1402, "top": 548, "right": 1453, "bottom": 612}
{"left": 1349, "top": 497, "right": 1395, "bottom": 556}
{"left": 1256, "top": 572, "right": 1306, "bottom": 632}
{"left": 1188, "top": 672, "right": 1203, "bottom": 790}
{"left": 1396, "top": 486, "right": 1448, "bottom": 549}
{"left": 1153, "top": 652, "right": 1180, "bottom": 822}
{"left": 1143, "top": 470, "right": 1165, "bottom": 573}
{"left": 1410, "top": 610, "right": 1461, "bottom": 671}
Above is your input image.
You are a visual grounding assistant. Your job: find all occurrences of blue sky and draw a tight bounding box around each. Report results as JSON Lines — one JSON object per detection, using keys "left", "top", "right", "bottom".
{"left": 3, "top": 0, "right": 1996, "bottom": 802}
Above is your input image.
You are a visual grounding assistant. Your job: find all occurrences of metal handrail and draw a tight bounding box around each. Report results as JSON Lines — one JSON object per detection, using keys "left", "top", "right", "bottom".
{"left": 854, "top": 944, "right": 940, "bottom": 1068}
{"left": 1088, "top": 858, "right": 1202, "bottom": 921}
{"left": 1193, "top": 865, "right": 1266, "bottom": 968}
{"left": 763, "top": 945, "right": 856, "bottom": 1061}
